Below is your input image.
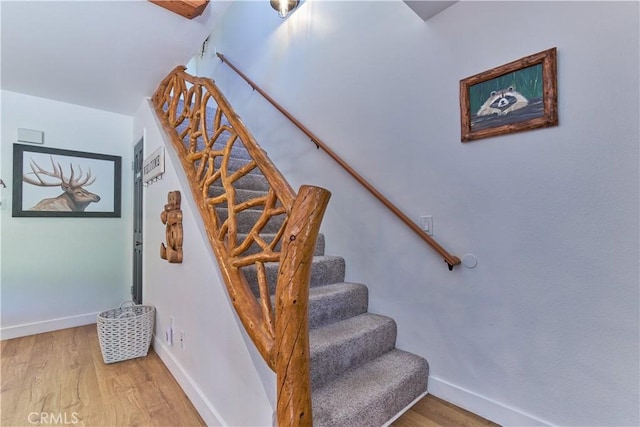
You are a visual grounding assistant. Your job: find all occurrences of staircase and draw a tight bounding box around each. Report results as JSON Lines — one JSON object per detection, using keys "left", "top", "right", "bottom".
{"left": 218, "top": 144, "right": 429, "bottom": 426}
{"left": 155, "top": 67, "right": 429, "bottom": 426}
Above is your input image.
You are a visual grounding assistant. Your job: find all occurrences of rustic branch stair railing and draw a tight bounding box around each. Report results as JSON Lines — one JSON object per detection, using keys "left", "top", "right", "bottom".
{"left": 152, "top": 66, "right": 328, "bottom": 426}
{"left": 216, "top": 53, "right": 461, "bottom": 270}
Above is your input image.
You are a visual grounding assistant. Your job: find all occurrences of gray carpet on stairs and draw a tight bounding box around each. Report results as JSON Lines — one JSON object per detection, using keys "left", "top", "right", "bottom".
{"left": 310, "top": 313, "right": 397, "bottom": 390}
{"left": 171, "top": 101, "right": 428, "bottom": 426}
{"left": 308, "top": 283, "right": 368, "bottom": 329}
{"left": 312, "top": 350, "right": 428, "bottom": 427}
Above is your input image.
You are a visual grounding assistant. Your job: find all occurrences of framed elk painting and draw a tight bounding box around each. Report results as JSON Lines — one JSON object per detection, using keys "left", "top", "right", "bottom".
{"left": 460, "top": 47, "right": 558, "bottom": 142}
{"left": 12, "top": 144, "right": 122, "bottom": 217}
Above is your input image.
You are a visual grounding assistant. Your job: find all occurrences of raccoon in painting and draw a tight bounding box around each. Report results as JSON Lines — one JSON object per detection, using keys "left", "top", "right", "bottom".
{"left": 477, "top": 86, "right": 529, "bottom": 116}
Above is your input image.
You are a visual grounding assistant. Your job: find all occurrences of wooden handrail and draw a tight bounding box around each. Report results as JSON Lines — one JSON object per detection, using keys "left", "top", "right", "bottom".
{"left": 152, "top": 66, "right": 327, "bottom": 426}
{"left": 217, "top": 53, "right": 461, "bottom": 270}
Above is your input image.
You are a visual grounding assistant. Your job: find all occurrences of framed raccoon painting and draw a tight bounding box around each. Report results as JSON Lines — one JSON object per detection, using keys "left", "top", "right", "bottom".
{"left": 460, "top": 47, "right": 558, "bottom": 142}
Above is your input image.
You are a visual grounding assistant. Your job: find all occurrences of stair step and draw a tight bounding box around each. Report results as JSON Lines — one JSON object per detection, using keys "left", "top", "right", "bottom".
{"left": 176, "top": 136, "right": 254, "bottom": 162}
{"left": 310, "top": 313, "right": 396, "bottom": 391}
{"left": 226, "top": 171, "right": 270, "bottom": 192}
{"left": 242, "top": 255, "right": 346, "bottom": 297}
{"left": 194, "top": 157, "right": 266, "bottom": 196}
{"left": 236, "top": 233, "right": 324, "bottom": 257}
{"left": 216, "top": 208, "right": 286, "bottom": 234}
{"left": 213, "top": 156, "right": 263, "bottom": 176}
{"left": 312, "top": 349, "right": 429, "bottom": 427}
{"left": 210, "top": 186, "right": 270, "bottom": 205}
{"left": 175, "top": 127, "right": 253, "bottom": 163}
{"left": 210, "top": 141, "right": 253, "bottom": 160}
{"left": 308, "top": 283, "right": 368, "bottom": 329}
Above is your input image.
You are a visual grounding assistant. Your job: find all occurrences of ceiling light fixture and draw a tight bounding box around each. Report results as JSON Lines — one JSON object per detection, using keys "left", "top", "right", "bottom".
{"left": 270, "top": 0, "right": 299, "bottom": 18}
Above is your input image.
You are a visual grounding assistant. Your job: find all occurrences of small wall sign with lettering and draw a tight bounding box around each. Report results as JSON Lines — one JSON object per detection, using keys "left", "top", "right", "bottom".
{"left": 143, "top": 147, "right": 165, "bottom": 185}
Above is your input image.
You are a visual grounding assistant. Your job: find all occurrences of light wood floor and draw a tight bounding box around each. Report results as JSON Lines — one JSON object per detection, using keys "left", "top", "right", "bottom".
{"left": 1, "top": 324, "right": 205, "bottom": 427}
{"left": 391, "top": 395, "right": 499, "bottom": 427}
{"left": 2, "top": 325, "right": 498, "bottom": 427}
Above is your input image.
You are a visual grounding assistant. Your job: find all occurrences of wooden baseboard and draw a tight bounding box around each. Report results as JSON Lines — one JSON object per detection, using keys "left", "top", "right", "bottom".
{"left": 0, "top": 312, "right": 99, "bottom": 340}
{"left": 428, "top": 376, "right": 551, "bottom": 426}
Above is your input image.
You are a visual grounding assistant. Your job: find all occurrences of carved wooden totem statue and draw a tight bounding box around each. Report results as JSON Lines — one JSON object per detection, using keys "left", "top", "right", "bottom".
{"left": 160, "top": 191, "right": 183, "bottom": 263}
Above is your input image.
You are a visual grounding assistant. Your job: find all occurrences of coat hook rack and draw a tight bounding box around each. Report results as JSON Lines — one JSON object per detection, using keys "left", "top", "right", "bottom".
{"left": 142, "top": 147, "right": 165, "bottom": 187}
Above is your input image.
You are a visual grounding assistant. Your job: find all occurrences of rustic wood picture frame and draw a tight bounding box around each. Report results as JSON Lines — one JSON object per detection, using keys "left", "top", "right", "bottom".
{"left": 12, "top": 144, "right": 122, "bottom": 217}
{"left": 460, "top": 47, "right": 558, "bottom": 142}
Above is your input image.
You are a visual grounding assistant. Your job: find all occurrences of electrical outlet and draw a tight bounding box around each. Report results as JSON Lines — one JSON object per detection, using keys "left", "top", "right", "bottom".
{"left": 420, "top": 215, "right": 433, "bottom": 236}
{"left": 166, "top": 316, "right": 175, "bottom": 346}
{"left": 179, "top": 330, "right": 185, "bottom": 350}
{"left": 166, "top": 326, "right": 173, "bottom": 346}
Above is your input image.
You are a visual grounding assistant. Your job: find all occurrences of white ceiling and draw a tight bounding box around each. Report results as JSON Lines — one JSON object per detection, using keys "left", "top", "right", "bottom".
{"left": 1, "top": 0, "right": 230, "bottom": 116}
{"left": 403, "top": 1, "right": 456, "bottom": 21}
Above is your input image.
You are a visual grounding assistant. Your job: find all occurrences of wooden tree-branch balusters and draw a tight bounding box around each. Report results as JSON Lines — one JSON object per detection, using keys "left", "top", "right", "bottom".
{"left": 153, "top": 67, "right": 282, "bottom": 365}
{"left": 151, "top": 66, "right": 327, "bottom": 426}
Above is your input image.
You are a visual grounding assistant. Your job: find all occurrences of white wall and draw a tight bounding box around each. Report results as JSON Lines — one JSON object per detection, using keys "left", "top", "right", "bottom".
{"left": 0, "top": 90, "right": 133, "bottom": 338}
{"left": 198, "top": 1, "right": 639, "bottom": 426}
{"left": 133, "top": 100, "right": 274, "bottom": 427}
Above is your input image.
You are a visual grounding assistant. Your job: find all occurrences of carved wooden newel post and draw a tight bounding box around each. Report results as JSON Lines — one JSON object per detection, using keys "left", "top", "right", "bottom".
{"left": 275, "top": 185, "right": 331, "bottom": 427}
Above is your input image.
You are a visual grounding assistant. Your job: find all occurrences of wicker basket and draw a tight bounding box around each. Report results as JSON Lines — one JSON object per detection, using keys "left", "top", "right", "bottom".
{"left": 97, "top": 302, "right": 155, "bottom": 364}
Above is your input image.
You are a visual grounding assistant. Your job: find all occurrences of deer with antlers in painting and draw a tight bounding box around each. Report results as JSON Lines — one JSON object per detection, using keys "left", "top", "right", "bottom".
{"left": 23, "top": 156, "right": 101, "bottom": 211}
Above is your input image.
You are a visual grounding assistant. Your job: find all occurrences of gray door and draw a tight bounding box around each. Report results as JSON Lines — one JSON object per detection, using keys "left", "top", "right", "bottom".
{"left": 133, "top": 139, "right": 143, "bottom": 304}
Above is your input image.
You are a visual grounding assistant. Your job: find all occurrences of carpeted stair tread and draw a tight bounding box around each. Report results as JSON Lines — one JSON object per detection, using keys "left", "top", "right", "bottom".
{"left": 311, "top": 349, "right": 429, "bottom": 427}
{"left": 209, "top": 186, "right": 272, "bottom": 204}
{"left": 212, "top": 142, "right": 253, "bottom": 160}
{"left": 242, "top": 255, "right": 346, "bottom": 297}
{"left": 184, "top": 133, "right": 252, "bottom": 160}
{"left": 216, "top": 208, "right": 286, "bottom": 234}
{"left": 228, "top": 172, "right": 270, "bottom": 192}
{"left": 214, "top": 156, "right": 264, "bottom": 176}
{"left": 310, "top": 313, "right": 397, "bottom": 390}
{"left": 174, "top": 107, "right": 253, "bottom": 161}
{"left": 308, "top": 282, "right": 368, "bottom": 329}
{"left": 236, "top": 233, "right": 325, "bottom": 256}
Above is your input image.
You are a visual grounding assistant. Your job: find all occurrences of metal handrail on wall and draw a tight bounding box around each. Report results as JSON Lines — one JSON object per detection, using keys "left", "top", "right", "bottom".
{"left": 217, "top": 53, "right": 461, "bottom": 270}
